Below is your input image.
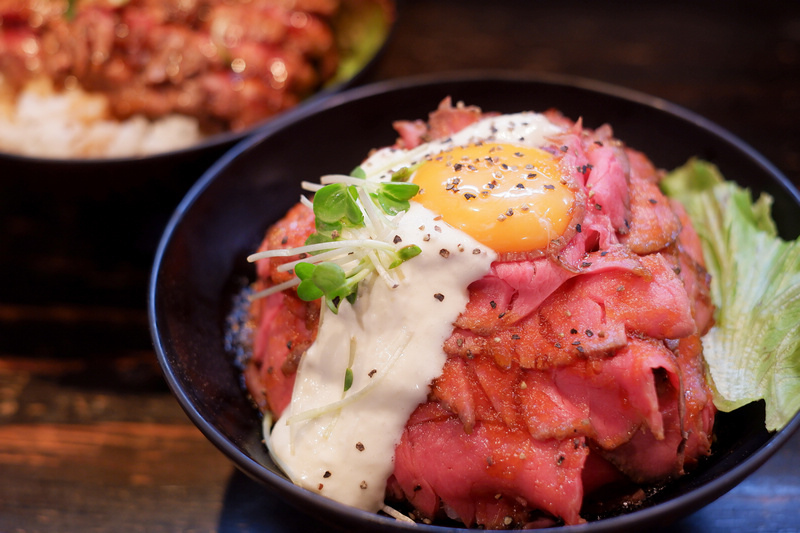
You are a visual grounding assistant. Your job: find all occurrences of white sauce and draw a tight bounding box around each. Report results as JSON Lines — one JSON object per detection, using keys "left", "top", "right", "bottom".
{"left": 267, "top": 111, "right": 564, "bottom": 511}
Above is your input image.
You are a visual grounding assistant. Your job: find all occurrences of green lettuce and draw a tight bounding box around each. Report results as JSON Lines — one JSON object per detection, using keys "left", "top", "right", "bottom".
{"left": 661, "top": 159, "right": 800, "bottom": 431}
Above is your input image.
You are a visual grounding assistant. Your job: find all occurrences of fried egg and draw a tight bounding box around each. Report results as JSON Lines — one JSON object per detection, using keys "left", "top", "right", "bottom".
{"left": 268, "top": 111, "right": 572, "bottom": 511}
{"left": 412, "top": 143, "right": 574, "bottom": 253}
{"left": 363, "top": 111, "right": 575, "bottom": 254}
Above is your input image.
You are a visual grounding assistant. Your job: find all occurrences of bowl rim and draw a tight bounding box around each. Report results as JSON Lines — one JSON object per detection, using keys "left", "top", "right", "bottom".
{"left": 148, "top": 69, "right": 800, "bottom": 531}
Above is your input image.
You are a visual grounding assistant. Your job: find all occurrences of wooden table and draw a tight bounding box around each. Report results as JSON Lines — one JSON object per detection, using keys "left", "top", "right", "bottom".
{"left": 2, "top": 0, "right": 799, "bottom": 531}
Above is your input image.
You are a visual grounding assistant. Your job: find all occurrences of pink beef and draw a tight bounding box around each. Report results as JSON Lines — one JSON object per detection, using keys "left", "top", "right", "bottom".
{"left": 618, "top": 149, "right": 682, "bottom": 253}
{"left": 406, "top": 332, "right": 712, "bottom": 527}
{"left": 393, "top": 97, "right": 484, "bottom": 149}
{"left": 585, "top": 144, "right": 631, "bottom": 233}
{"left": 248, "top": 203, "right": 320, "bottom": 416}
{"left": 392, "top": 119, "right": 429, "bottom": 150}
{"left": 391, "top": 402, "right": 588, "bottom": 528}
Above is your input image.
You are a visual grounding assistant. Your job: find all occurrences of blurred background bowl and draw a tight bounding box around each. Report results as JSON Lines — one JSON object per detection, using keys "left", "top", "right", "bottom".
{"left": 149, "top": 71, "right": 800, "bottom": 532}
{"left": 0, "top": 0, "right": 395, "bottom": 320}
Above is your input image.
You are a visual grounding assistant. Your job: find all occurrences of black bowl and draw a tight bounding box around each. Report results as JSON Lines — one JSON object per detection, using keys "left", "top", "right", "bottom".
{"left": 148, "top": 71, "right": 800, "bottom": 532}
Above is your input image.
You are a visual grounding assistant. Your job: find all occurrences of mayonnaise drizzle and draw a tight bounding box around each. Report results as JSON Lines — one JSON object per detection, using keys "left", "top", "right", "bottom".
{"left": 269, "top": 202, "right": 495, "bottom": 510}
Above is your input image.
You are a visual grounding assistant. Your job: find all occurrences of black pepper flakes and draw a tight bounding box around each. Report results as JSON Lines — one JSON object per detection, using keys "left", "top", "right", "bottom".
{"left": 393, "top": 235, "right": 402, "bottom": 244}
{"left": 570, "top": 328, "right": 578, "bottom": 334}
{"left": 581, "top": 262, "right": 592, "bottom": 268}
{"left": 576, "top": 223, "right": 582, "bottom": 233}
{"left": 648, "top": 198, "right": 658, "bottom": 204}
{"left": 472, "top": 248, "right": 482, "bottom": 254}
{"left": 586, "top": 330, "right": 594, "bottom": 337}
{"left": 557, "top": 455, "right": 565, "bottom": 466}
{"left": 368, "top": 369, "right": 377, "bottom": 378}
{"left": 323, "top": 471, "right": 332, "bottom": 478}
{"left": 434, "top": 293, "right": 445, "bottom": 302}
{"left": 439, "top": 249, "right": 450, "bottom": 258}
{"left": 554, "top": 342, "right": 562, "bottom": 349}
{"left": 464, "top": 192, "right": 476, "bottom": 200}
{"left": 281, "top": 236, "right": 288, "bottom": 245}
{"left": 544, "top": 184, "right": 555, "bottom": 190}
{"left": 511, "top": 334, "right": 521, "bottom": 340}
{"left": 454, "top": 163, "right": 463, "bottom": 171}
{"left": 360, "top": 481, "right": 368, "bottom": 490}
{"left": 356, "top": 442, "right": 365, "bottom": 451}
{"left": 490, "top": 301, "right": 497, "bottom": 309}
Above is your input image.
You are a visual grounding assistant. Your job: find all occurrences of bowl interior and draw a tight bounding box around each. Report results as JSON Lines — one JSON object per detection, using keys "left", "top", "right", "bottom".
{"left": 149, "top": 72, "right": 800, "bottom": 532}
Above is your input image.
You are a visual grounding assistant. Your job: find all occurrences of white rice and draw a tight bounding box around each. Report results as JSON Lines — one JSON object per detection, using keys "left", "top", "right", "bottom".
{"left": 0, "top": 79, "right": 204, "bottom": 159}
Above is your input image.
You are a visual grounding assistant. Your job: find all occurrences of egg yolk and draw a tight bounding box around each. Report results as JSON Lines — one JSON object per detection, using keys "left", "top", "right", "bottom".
{"left": 411, "top": 143, "right": 575, "bottom": 254}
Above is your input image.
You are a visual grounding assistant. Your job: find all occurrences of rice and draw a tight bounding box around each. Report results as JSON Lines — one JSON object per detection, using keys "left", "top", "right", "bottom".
{"left": 0, "top": 79, "right": 203, "bottom": 159}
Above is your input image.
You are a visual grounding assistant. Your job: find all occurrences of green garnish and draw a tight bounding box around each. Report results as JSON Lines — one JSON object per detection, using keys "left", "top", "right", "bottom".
{"left": 248, "top": 166, "right": 423, "bottom": 313}
{"left": 311, "top": 182, "right": 364, "bottom": 231}
{"left": 662, "top": 159, "right": 800, "bottom": 431}
{"left": 294, "top": 261, "right": 364, "bottom": 312}
{"left": 344, "top": 368, "right": 354, "bottom": 392}
{"left": 372, "top": 182, "right": 421, "bottom": 216}
{"left": 390, "top": 162, "right": 423, "bottom": 182}
{"left": 65, "top": 0, "right": 78, "bottom": 20}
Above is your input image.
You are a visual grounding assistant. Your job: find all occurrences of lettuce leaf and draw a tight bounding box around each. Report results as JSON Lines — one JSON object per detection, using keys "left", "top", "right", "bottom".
{"left": 661, "top": 159, "right": 800, "bottom": 431}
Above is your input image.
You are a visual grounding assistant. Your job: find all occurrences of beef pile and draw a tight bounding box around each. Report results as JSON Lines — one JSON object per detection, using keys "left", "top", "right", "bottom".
{"left": 246, "top": 101, "right": 716, "bottom": 529}
{"left": 0, "top": 0, "right": 344, "bottom": 132}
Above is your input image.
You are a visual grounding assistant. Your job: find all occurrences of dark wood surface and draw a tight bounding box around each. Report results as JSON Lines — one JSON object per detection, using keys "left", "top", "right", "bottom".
{"left": 2, "top": 0, "right": 799, "bottom": 531}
